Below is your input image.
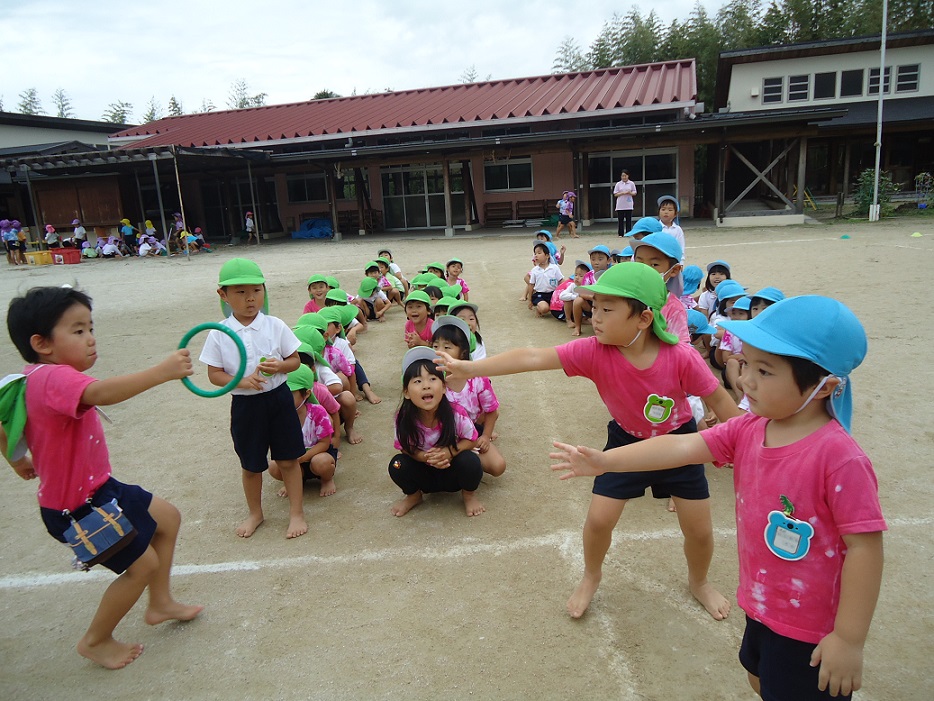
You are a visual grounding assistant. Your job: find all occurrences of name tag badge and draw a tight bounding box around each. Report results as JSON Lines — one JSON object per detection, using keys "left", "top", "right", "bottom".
{"left": 763, "top": 496, "right": 814, "bottom": 561}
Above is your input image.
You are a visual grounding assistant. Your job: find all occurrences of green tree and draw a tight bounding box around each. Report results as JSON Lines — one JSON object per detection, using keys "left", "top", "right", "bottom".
{"left": 553, "top": 36, "right": 589, "bottom": 73}
{"left": 587, "top": 14, "right": 625, "bottom": 68}
{"left": 717, "top": 0, "right": 762, "bottom": 49}
{"left": 17, "top": 88, "right": 43, "bottom": 115}
{"left": 227, "top": 80, "right": 267, "bottom": 109}
{"left": 51, "top": 88, "right": 74, "bottom": 118}
{"left": 313, "top": 89, "right": 341, "bottom": 99}
{"left": 102, "top": 100, "right": 132, "bottom": 123}
{"left": 141, "top": 96, "right": 162, "bottom": 123}
{"left": 197, "top": 98, "right": 216, "bottom": 113}
{"left": 167, "top": 95, "right": 184, "bottom": 117}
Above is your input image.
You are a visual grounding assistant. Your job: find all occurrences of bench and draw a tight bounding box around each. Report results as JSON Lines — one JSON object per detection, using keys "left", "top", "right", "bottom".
{"left": 516, "top": 199, "right": 550, "bottom": 220}
{"left": 483, "top": 201, "right": 514, "bottom": 225}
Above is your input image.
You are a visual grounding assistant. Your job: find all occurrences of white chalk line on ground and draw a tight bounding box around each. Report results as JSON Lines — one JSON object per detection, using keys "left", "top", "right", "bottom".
{"left": 2, "top": 517, "right": 925, "bottom": 591}
{"left": 690, "top": 237, "right": 838, "bottom": 249}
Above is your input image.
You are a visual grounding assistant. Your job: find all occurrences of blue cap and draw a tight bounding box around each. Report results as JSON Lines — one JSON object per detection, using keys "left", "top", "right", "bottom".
{"left": 574, "top": 259, "right": 593, "bottom": 271}
{"left": 625, "top": 217, "right": 664, "bottom": 238}
{"left": 752, "top": 286, "right": 785, "bottom": 304}
{"left": 706, "top": 260, "right": 731, "bottom": 273}
{"left": 682, "top": 265, "right": 704, "bottom": 295}
{"left": 687, "top": 309, "right": 717, "bottom": 335}
{"left": 657, "top": 195, "right": 679, "bottom": 212}
{"left": 732, "top": 296, "right": 752, "bottom": 312}
{"left": 720, "top": 296, "right": 867, "bottom": 432}
{"left": 621, "top": 245, "right": 634, "bottom": 257}
{"left": 536, "top": 229, "right": 553, "bottom": 241}
{"left": 631, "top": 232, "right": 683, "bottom": 264}
{"left": 715, "top": 279, "right": 745, "bottom": 301}
{"left": 588, "top": 244, "right": 612, "bottom": 257}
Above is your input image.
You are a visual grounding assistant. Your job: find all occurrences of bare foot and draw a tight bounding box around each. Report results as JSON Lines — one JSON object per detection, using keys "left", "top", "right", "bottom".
{"left": 364, "top": 388, "right": 382, "bottom": 404}
{"left": 336, "top": 450, "right": 343, "bottom": 460}
{"left": 518, "top": 296, "right": 528, "bottom": 302}
{"left": 355, "top": 393, "right": 365, "bottom": 401}
{"left": 77, "top": 637, "right": 144, "bottom": 670}
{"left": 286, "top": 515, "right": 309, "bottom": 539}
{"left": 491, "top": 431, "right": 499, "bottom": 441}
{"left": 354, "top": 409, "right": 362, "bottom": 418}
{"left": 145, "top": 601, "right": 204, "bottom": 626}
{"left": 236, "top": 513, "right": 264, "bottom": 538}
{"left": 276, "top": 486, "right": 288, "bottom": 498}
{"left": 690, "top": 581, "right": 731, "bottom": 620}
{"left": 463, "top": 491, "right": 485, "bottom": 517}
{"left": 667, "top": 498, "right": 677, "bottom": 512}
{"left": 571, "top": 329, "right": 581, "bottom": 337}
{"left": 567, "top": 572, "right": 601, "bottom": 618}
{"left": 319, "top": 478, "right": 337, "bottom": 497}
{"left": 391, "top": 492, "right": 423, "bottom": 516}
{"left": 347, "top": 429, "right": 363, "bottom": 445}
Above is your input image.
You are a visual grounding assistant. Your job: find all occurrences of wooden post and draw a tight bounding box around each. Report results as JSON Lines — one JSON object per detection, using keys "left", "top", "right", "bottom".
{"left": 442, "top": 159, "right": 454, "bottom": 237}
{"left": 172, "top": 146, "right": 191, "bottom": 260}
{"left": 580, "top": 152, "right": 591, "bottom": 225}
{"left": 462, "top": 160, "right": 478, "bottom": 230}
{"left": 247, "top": 160, "right": 259, "bottom": 245}
{"left": 355, "top": 167, "right": 367, "bottom": 236}
{"left": 326, "top": 166, "right": 341, "bottom": 241}
{"left": 842, "top": 140, "right": 852, "bottom": 197}
{"left": 148, "top": 154, "right": 169, "bottom": 249}
{"left": 796, "top": 137, "right": 808, "bottom": 214}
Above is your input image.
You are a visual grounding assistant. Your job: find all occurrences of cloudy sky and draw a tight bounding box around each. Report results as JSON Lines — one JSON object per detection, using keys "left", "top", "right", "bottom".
{"left": 4, "top": 0, "right": 722, "bottom": 123}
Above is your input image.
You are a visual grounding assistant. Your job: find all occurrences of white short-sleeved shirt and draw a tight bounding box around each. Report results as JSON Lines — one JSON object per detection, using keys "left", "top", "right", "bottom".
{"left": 529, "top": 263, "right": 563, "bottom": 293}
{"left": 199, "top": 312, "right": 300, "bottom": 395}
{"left": 470, "top": 340, "right": 487, "bottom": 361}
{"left": 316, "top": 362, "right": 341, "bottom": 388}
{"left": 331, "top": 336, "right": 356, "bottom": 367}
{"left": 662, "top": 223, "right": 685, "bottom": 260}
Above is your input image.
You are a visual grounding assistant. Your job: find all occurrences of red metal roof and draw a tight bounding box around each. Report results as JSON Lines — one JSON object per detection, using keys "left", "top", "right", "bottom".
{"left": 112, "top": 61, "right": 696, "bottom": 149}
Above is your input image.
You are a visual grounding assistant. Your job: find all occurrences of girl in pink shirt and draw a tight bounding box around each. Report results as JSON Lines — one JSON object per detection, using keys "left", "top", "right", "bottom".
{"left": 403, "top": 291, "right": 435, "bottom": 348}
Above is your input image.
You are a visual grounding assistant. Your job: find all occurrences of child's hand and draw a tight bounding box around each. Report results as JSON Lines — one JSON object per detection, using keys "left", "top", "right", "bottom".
{"left": 434, "top": 350, "right": 468, "bottom": 380}
{"left": 404, "top": 331, "right": 419, "bottom": 348}
{"left": 475, "top": 435, "right": 491, "bottom": 453}
{"left": 257, "top": 357, "right": 284, "bottom": 375}
{"left": 238, "top": 370, "right": 267, "bottom": 391}
{"left": 549, "top": 441, "right": 606, "bottom": 479}
{"left": 424, "top": 447, "right": 451, "bottom": 469}
{"left": 11, "top": 456, "right": 36, "bottom": 480}
{"left": 527, "top": 301, "right": 534, "bottom": 310}
{"left": 158, "top": 349, "right": 193, "bottom": 381}
{"left": 810, "top": 631, "right": 864, "bottom": 697}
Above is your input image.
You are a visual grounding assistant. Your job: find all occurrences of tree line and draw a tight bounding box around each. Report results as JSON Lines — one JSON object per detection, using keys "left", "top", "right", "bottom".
{"left": 553, "top": 0, "right": 934, "bottom": 107}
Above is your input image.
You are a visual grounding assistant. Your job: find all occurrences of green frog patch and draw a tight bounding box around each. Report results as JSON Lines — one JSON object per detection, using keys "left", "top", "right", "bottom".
{"left": 643, "top": 394, "right": 674, "bottom": 423}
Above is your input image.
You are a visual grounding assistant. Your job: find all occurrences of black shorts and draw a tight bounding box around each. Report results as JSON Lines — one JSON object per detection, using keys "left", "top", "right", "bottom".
{"left": 550, "top": 308, "right": 565, "bottom": 321}
{"left": 300, "top": 446, "right": 339, "bottom": 480}
{"left": 592, "top": 419, "right": 709, "bottom": 500}
{"left": 388, "top": 451, "right": 483, "bottom": 495}
{"left": 4, "top": 241, "right": 17, "bottom": 253}
{"left": 531, "top": 291, "right": 553, "bottom": 307}
{"left": 40, "top": 477, "right": 156, "bottom": 575}
{"left": 231, "top": 382, "right": 306, "bottom": 473}
{"left": 739, "top": 616, "right": 850, "bottom": 701}
{"left": 558, "top": 214, "right": 572, "bottom": 225}
{"left": 363, "top": 299, "right": 376, "bottom": 320}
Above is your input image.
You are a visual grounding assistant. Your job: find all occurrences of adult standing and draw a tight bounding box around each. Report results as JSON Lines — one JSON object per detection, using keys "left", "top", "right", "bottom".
{"left": 613, "top": 170, "right": 637, "bottom": 238}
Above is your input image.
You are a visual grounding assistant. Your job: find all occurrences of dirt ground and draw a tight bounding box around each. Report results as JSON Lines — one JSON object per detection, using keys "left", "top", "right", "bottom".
{"left": 0, "top": 218, "right": 931, "bottom": 701}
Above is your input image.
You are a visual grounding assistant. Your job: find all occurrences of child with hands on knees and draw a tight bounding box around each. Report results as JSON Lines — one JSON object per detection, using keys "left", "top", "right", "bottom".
{"left": 268, "top": 365, "right": 338, "bottom": 498}
{"left": 445, "top": 258, "right": 470, "bottom": 302}
{"left": 437, "top": 263, "right": 741, "bottom": 620}
{"left": 527, "top": 243, "right": 564, "bottom": 318}
{"left": 552, "top": 296, "right": 884, "bottom": 701}
{"left": 403, "top": 290, "right": 435, "bottom": 348}
{"left": 431, "top": 317, "right": 506, "bottom": 477}
{"left": 2, "top": 286, "right": 202, "bottom": 670}
{"left": 376, "top": 257, "right": 406, "bottom": 307}
{"left": 199, "top": 259, "right": 308, "bottom": 540}
{"left": 388, "top": 348, "right": 485, "bottom": 518}
{"left": 377, "top": 248, "right": 409, "bottom": 294}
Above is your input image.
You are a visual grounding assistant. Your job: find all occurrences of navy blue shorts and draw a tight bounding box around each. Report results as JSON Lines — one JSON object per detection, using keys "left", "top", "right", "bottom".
{"left": 300, "top": 446, "right": 339, "bottom": 480}
{"left": 550, "top": 308, "right": 566, "bottom": 321}
{"left": 739, "top": 616, "right": 850, "bottom": 701}
{"left": 558, "top": 214, "right": 572, "bottom": 225}
{"left": 231, "top": 382, "right": 306, "bottom": 473}
{"left": 531, "top": 291, "right": 553, "bottom": 307}
{"left": 40, "top": 477, "right": 156, "bottom": 575}
{"left": 592, "top": 419, "right": 709, "bottom": 500}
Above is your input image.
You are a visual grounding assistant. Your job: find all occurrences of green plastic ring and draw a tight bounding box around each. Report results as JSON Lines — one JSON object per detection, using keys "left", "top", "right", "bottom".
{"left": 178, "top": 323, "right": 247, "bottom": 398}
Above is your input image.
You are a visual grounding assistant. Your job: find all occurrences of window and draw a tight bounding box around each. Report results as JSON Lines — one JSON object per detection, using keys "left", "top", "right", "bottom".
{"left": 897, "top": 64, "right": 920, "bottom": 92}
{"left": 868, "top": 67, "right": 891, "bottom": 95}
{"left": 840, "top": 69, "right": 864, "bottom": 97}
{"left": 762, "top": 77, "right": 783, "bottom": 104}
{"left": 484, "top": 158, "right": 532, "bottom": 191}
{"left": 788, "top": 74, "right": 810, "bottom": 101}
{"left": 814, "top": 72, "right": 836, "bottom": 99}
{"left": 286, "top": 174, "right": 327, "bottom": 203}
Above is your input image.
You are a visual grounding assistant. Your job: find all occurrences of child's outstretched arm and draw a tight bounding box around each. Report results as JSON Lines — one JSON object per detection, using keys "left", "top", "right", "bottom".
{"left": 810, "top": 531, "right": 884, "bottom": 698}
{"left": 436, "top": 347, "right": 561, "bottom": 381}
{"left": 703, "top": 385, "right": 745, "bottom": 423}
{"left": 551, "top": 432, "right": 713, "bottom": 480}
{"left": 82, "top": 350, "right": 193, "bottom": 406}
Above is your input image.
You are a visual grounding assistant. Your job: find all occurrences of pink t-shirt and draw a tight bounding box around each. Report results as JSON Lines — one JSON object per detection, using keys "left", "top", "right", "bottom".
{"left": 301, "top": 403, "right": 334, "bottom": 448}
{"left": 702, "top": 413, "right": 886, "bottom": 644}
{"left": 580, "top": 270, "right": 596, "bottom": 287}
{"left": 445, "top": 377, "right": 499, "bottom": 423}
{"left": 393, "top": 403, "right": 478, "bottom": 452}
{"left": 312, "top": 382, "right": 340, "bottom": 415}
{"left": 613, "top": 180, "right": 637, "bottom": 210}
{"left": 302, "top": 299, "right": 323, "bottom": 314}
{"left": 324, "top": 344, "right": 352, "bottom": 377}
{"left": 662, "top": 291, "right": 690, "bottom": 345}
{"left": 551, "top": 279, "right": 574, "bottom": 311}
{"left": 403, "top": 318, "right": 434, "bottom": 343}
{"left": 23, "top": 364, "right": 111, "bottom": 511}
{"left": 447, "top": 277, "right": 470, "bottom": 294}
{"left": 556, "top": 336, "right": 718, "bottom": 438}
{"left": 720, "top": 330, "right": 742, "bottom": 355}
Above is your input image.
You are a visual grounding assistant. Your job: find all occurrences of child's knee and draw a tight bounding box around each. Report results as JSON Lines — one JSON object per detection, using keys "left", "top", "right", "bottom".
{"left": 150, "top": 496, "right": 181, "bottom": 533}
{"left": 126, "top": 546, "right": 160, "bottom": 580}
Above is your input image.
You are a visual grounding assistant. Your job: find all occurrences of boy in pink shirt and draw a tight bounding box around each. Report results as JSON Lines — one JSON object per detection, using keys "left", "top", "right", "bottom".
{"left": 630, "top": 232, "right": 689, "bottom": 344}
{"left": 438, "top": 263, "right": 740, "bottom": 621}
{"left": 2, "top": 286, "right": 202, "bottom": 670}
{"left": 552, "top": 296, "right": 884, "bottom": 701}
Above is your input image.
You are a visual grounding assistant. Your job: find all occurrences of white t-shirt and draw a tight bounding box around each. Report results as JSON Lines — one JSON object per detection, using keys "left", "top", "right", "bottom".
{"left": 661, "top": 223, "right": 685, "bottom": 260}
{"left": 331, "top": 336, "right": 356, "bottom": 367}
{"left": 529, "top": 263, "right": 563, "bottom": 293}
{"left": 471, "top": 340, "right": 487, "bottom": 361}
{"left": 316, "top": 362, "right": 341, "bottom": 389}
{"left": 73, "top": 226, "right": 87, "bottom": 241}
{"left": 613, "top": 180, "right": 637, "bottom": 211}
{"left": 199, "top": 312, "right": 300, "bottom": 395}
{"left": 697, "top": 290, "right": 717, "bottom": 315}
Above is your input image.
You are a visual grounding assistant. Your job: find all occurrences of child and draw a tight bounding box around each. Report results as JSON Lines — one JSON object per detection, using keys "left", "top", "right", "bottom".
{"left": 324, "top": 290, "right": 366, "bottom": 346}
{"left": 15, "top": 222, "right": 29, "bottom": 264}
{"left": 749, "top": 286, "right": 785, "bottom": 318}
{"left": 527, "top": 243, "right": 564, "bottom": 318}
{"left": 630, "top": 233, "right": 689, "bottom": 344}
{"left": 624, "top": 216, "right": 663, "bottom": 241}
{"left": 388, "top": 347, "right": 484, "bottom": 517}
{"left": 698, "top": 260, "right": 731, "bottom": 319}
{"left": 356, "top": 276, "right": 389, "bottom": 322}
{"left": 432, "top": 296, "right": 459, "bottom": 318}
{"left": 681, "top": 265, "right": 704, "bottom": 311}
{"left": 319, "top": 306, "right": 381, "bottom": 404}
{"left": 244, "top": 211, "right": 256, "bottom": 245}
{"left": 138, "top": 236, "right": 164, "bottom": 258}
{"left": 445, "top": 257, "right": 470, "bottom": 301}
{"left": 119, "top": 218, "right": 138, "bottom": 253}
{"left": 555, "top": 191, "right": 579, "bottom": 239}
{"left": 431, "top": 317, "right": 506, "bottom": 477}
{"left": 2, "top": 219, "right": 16, "bottom": 265}
{"left": 377, "top": 248, "right": 409, "bottom": 293}
{"left": 44, "top": 224, "right": 61, "bottom": 248}
{"left": 436, "top": 263, "right": 741, "bottom": 620}
{"left": 449, "top": 301, "right": 487, "bottom": 361}
{"left": 3, "top": 286, "right": 202, "bottom": 669}
{"left": 656, "top": 195, "right": 684, "bottom": 253}
{"left": 199, "top": 258, "right": 308, "bottom": 539}
{"left": 570, "top": 245, "right": 613, "bottom": 336}
{"left": 556, "top": 261, "right": 590, "bottom": 329}
{"left": 710, "top": 280, "right": 747, "bottom": 370}
{"left": 376, "top": 258, "right": 406, "bottom": 306}
{"left": 426, "top": 261, "right": 446, "bottom": 279}
{"left": 268, "top": 365, "right": 338, "bottom": 498}
{"left": 72, "top": 218, "right": 87, "bottom": 247}
{"left": 403, "top": 290, "right": 434, "bottom": 348}
{"left": 303, "top": 274, "right": 330, "bottom": 314}
{"left": 551, "top": 295, "right": 884, "bottom": 701}
{"left": 535, "top": 230, "right": 566, "bottom": 265}
{"left": 721, "top": 297, "right": 751, "bottom": 402}
{"left": 101, "top": 236, "right": 124, "bottom": 258}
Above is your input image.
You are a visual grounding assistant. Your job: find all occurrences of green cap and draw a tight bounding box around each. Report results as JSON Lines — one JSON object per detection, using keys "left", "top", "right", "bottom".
{"left": 582, "top": 263, "right": 678, "bottom": 345}
{"left": 325, "top": 276, "right": 340, "bottom": 289}
{"left": 325, "top": 288, "right": 348, "bottom": 304}
{"left": 433, "top": 296, "right": 460, "bottom": 311}
{"left": 219, "top": 258, "right": 265, "bottom": 286}
{"left": 307, "top": 274, "right": 328, "bottom": 286}
{"left": 364, "top": 260, "right": 381, "bottom": 273}
{"left": 318, "top": 306, "right": 343, "bottom": 327}
{"left": 338, "top": 304, "right": 360, "bottom": 326}
{"left": 376, "top": 257, "right": 391, "bottom": 267}
{"left": 439, "top": 284, "right": 462, "bottom": 299}
{"left": 449, "top": 300, "right": 478, "bottom": 316}
{"left": 285, "top": 365, "right": 319, "bottom": 402}
{"left": 404, "top": 290, "right": 432, "bottom": 307}
{"left": 410, "top": 273, "right": 438, "bottom": 289}
{"left": 293, "top": 326, "right": 328, "bottom": 359}
{"left": 295, "top": 312, "right": 328, "bottom": 332}
{"left": 426, "top": 262, "right": 445, "bottom": 274}
{"left": 358, "top": 277, "right": 379, "bottom": 297}
{"left": 446, "top": 257, "right": 463, "bottom": 267}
